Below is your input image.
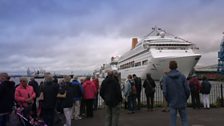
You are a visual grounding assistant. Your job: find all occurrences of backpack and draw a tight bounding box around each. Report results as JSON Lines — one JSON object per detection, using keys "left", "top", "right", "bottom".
{"left": 190, "top": 84, "right": 197, "bottom": 92}
{"left": 129, "top": 80, "right": 137, "bottom": 95}
{"left": 145, "top": 79, "right": 155, "bottom": 95}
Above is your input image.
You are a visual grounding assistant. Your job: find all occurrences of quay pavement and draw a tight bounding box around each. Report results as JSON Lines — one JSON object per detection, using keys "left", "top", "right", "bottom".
{"left": 72, "top": 107, "right": 224, "bottom": 126}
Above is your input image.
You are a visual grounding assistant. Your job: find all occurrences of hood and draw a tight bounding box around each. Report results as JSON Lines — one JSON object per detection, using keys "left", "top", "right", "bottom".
{"left": 168, "top": 70, "right": 181, "bottom": 79}
{"left": 85, "top": 80, "right": 92, "bottom": 85}
{"left": 72, "top": 80, "right": 80, "bottom": 85}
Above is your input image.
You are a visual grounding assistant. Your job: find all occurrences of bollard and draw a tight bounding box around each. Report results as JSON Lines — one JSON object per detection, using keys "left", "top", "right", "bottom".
{"left": 221, "top": 84, "right": 224, "bottom": 107}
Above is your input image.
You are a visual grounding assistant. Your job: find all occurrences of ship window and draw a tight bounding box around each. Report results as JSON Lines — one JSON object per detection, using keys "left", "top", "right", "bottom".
{"left": 135, "top": 62, "right": 141, "bottom": 67}
{"left": 142, "top": 60, "right": 148, "bottom": 65}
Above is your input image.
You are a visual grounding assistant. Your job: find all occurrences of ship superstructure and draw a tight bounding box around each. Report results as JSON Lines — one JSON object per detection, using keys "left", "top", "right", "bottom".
{"left": 118, "top": 27, "right": 201, "bottom": 80}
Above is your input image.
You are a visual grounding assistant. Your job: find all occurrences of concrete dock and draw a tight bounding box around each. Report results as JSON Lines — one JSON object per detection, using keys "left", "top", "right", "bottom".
{"left": 72, "top": 107, "right": 224, "bottom": 126}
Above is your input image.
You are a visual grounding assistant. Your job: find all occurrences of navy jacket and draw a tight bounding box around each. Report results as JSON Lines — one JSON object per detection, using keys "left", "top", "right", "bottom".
{"left": 163, "top": 69, "right": 190, "bottom": 108}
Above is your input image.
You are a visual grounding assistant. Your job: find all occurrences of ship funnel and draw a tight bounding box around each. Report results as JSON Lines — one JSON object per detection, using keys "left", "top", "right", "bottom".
{"left": 131, "top": 38, "right": 138, "bottom": 49}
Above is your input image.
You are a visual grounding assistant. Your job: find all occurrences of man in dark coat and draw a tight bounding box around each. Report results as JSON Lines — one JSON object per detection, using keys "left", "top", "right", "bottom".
{"left": 189, "top": 74, "right": 201, "bottom": 109}
{"left": 29, "top": 77, "right": 40, "bottom": 117}
{"left": 133, "top": 74, "right": 142, "bottom": 110}
{"left": 143, "top": 73, "right": 156, "bottom": 111}
{"left": 41, "top": 73, "right": 59, "bottom": 126}
{"left": 100, "top": 70, "right": 122, "bottom": 126}
{"left": 0, "top": 73, "right": 15, "bottom": 126}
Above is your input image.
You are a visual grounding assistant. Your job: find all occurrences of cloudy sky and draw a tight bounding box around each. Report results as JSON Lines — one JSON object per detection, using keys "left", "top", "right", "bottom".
{"left": 0, "top": 0, "right": 224, "bottom": 75}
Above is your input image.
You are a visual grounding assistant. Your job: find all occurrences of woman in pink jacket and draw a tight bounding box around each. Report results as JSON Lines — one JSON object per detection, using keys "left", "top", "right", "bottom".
{"left": 83, "top": 76, "right": 96, "bottom": 117}
{"left": 15, "top": 77, "right": 36, "bottom": 117}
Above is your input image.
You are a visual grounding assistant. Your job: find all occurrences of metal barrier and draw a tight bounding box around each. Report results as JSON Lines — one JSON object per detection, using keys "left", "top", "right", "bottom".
{"left": 97, "top": 80, "right": 224, "bottom": 108}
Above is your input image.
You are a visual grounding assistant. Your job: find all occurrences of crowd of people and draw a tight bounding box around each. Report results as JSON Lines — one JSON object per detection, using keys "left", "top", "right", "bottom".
{"left": 0, "top": 60, "right": 212, "bottom": 126}
{"left": 100, "top": 61, "right": 212, "bottom": 126}
{"left": 0, "top": 73, "right": 100, "bottom": 126}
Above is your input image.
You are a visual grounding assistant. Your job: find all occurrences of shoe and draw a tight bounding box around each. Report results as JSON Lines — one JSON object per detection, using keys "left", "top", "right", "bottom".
{"left": 75, "top": 116, "right": 82, "bottom": 120}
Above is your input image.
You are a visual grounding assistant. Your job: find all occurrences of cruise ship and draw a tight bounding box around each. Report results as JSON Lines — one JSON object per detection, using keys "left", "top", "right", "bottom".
{"left": 117, "top": 27, "right": 201, "bottom": 80}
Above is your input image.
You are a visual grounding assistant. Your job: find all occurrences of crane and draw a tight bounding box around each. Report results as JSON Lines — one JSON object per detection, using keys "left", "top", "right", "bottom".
{"left": 218, "top": 33, "right": 224, "bottom": 73}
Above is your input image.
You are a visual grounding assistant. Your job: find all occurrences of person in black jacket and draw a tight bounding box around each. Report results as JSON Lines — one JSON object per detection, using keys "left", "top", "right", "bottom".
{"left": 201, "top": 76, "right": 211, "bottom": 109}
{"left": 28, "top": 77, "right": 40, "bottom": 118}
{"left": 143, "top": 73, "right": 156, "bottom": 111}
{"left": 100, "top": 70, "right": 122, "bottom": 126}
{"left": 0, "top": 73, "right": 15, "bottom": 126}
{"left": 133, "top": 74, "right": 142, "bottom": 110}
{"left": 41, "top": 73, "right": 59, "bottom": 126}
{"left": 61, "top": 75, "right": 75, "bottom": 126}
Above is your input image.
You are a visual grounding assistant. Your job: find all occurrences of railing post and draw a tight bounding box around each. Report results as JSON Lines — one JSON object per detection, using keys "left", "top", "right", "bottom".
{"left": 221, "top": 84, "right": 224, "bottom": 107}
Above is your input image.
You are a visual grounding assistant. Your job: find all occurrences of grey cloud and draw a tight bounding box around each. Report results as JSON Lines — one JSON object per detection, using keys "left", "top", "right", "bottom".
{"left": 1, "top": 0, "right": 224, "bottom": 73}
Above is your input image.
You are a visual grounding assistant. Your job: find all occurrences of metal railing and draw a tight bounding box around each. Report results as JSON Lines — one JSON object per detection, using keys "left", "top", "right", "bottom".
{"left": 97, "top": 80, "right": 224, "bottom": 108}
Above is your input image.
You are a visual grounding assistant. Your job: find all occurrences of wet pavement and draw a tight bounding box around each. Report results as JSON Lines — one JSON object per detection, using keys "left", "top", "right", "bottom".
{"left": 72, "top": 107, "right": 224, "bottom": 126}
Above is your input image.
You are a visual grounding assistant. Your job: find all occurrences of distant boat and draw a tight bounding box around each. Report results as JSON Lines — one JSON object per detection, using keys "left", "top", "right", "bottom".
{"left": 27, "top": 67, "right": 47, "bottom": 77}
{"left": 117, "top": 27, "right": 201, "bottom": 80}
{"left": 93, "top": 56, "right": 120, "bottom": 78}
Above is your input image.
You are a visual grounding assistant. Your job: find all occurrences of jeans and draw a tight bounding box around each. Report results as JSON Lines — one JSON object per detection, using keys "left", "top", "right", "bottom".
{"left": 105, "top": 104, "right": 121, "bottom": 126}
{"left": 94, "top": 92, "right": 99, "bottom": 110}
{"left": 128, "top": 95, "right": 136, "bottom": 112}
{"left": 146, "top": 93, "right": 155, "bottom": 110}
{"left": 85, "top": 99, "right": 94, "bottom": 117}
{"left": 136, "top": 92, "right": 141, "bottom": 110}
{"left": 191, "top": 92, "right": 200, "bottom": 109}
{"left": 169, "top": 107, "right": 189, "bottom": 126}
{"left": 42, "top": 108, "right": 55, "bottom": 126}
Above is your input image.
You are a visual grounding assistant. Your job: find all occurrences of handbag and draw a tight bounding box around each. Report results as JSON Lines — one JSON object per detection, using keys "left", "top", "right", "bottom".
{"left": 57, "top": 92, "right": 67, "bottom": 98}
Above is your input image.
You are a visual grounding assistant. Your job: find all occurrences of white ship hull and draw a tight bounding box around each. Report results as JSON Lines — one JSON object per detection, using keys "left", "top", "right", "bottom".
{"left": 119, "top": 55, "right": 201, "bottom": 80}
{"left": 117, "top": 27, "right": 201, "bottom": 80}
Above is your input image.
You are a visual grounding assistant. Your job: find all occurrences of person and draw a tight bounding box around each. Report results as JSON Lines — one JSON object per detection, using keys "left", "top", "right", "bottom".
{"left": 28, "top": 77, "right": 40, "bottom": 118}
{"left": 133, "top": 74, "right": 142, "bottom": 110}
{"left": 100, "top": 70, "right": 122, "bottom": 126}
{"left": 41, "top": 73, "right": 59, "bottom": 126}
{"left": 15, "top": 77, "right": 36, "bottom": 126}
{"left": 124, "top": 75, "right": 136, "bottom": 113}
{"left": 71, "top": 76, "right": 83, "bottom": 120}
{"left": 163, "top": 61, "right": 190, "bottom": 126}
{"left": 143, "top": 73, "right": 156, "bottom": 111}
{"left": 200, "top": 76, "right": 211, "bottom": 109}
{"left": 83, "top": 76, "right": 97, "bottom": 117}
{"left": 61, "top": 75, "right": 75, "bottom": 126}
{"left": 92, "top": 75, "right": 100, "bottom": 110}
{"left": 79, "top": 78, "right": 86, "bottom": 117}
{"left": 0, "top": 73, "right": 15, "bottom": 126}
{"left": 160, "top": 72, "right": 169, "bottom": 112}
{"left": 56, "top": 79, "right": 66, "bottom": 114}
{"left": 189, "top": 74, "right": 201, "bottom": 109}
